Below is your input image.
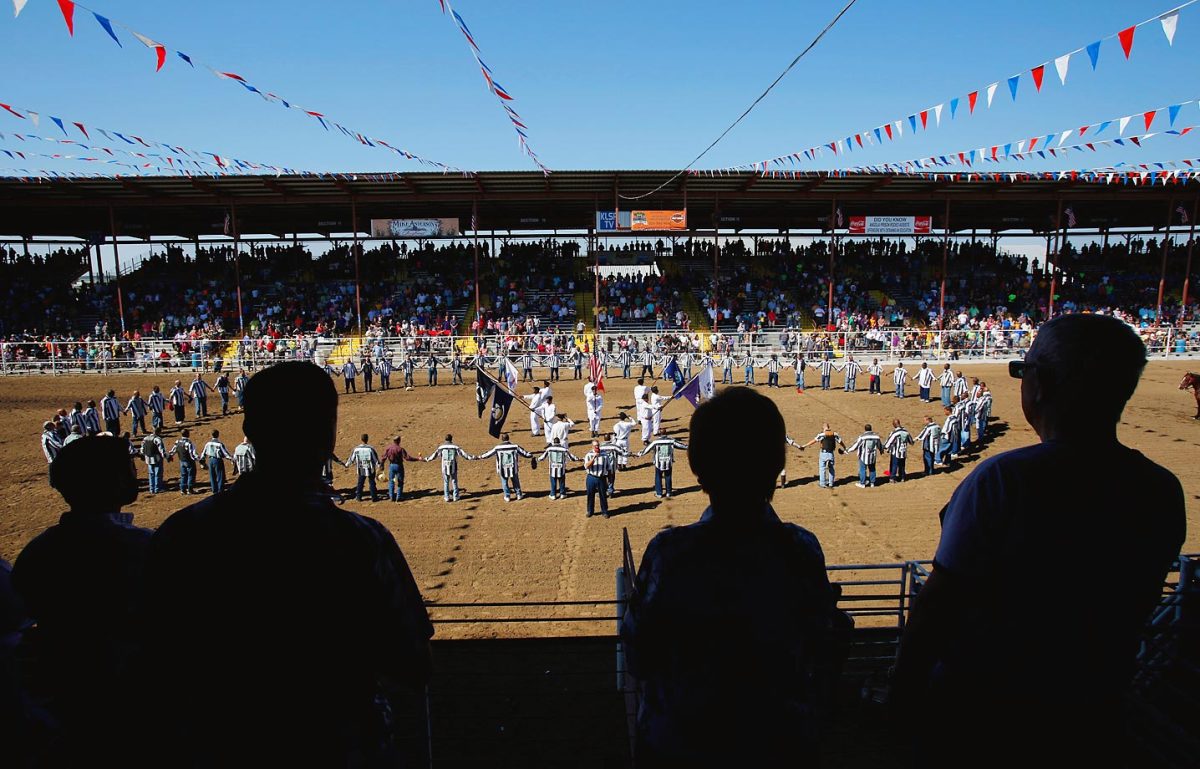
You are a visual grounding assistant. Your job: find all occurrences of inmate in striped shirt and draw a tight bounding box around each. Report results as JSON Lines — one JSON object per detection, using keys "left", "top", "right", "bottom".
{"left": 345, "top": 444, "right": 379, "bottom": 475}
{"left": 846, "top": 432, "right": 883, "bottom": 465}
{"left": 477, "top": 442, "right": 532, "bottom": 478}
{"left": 884, "top": 427, "right": 914, "bottom": 459}
{"left": 818, "top": 359, "right": 836, "bottom": 377}
{"left": 101, "top": 395, "right": 121, "bottom": 422}
{"left": 537, "top": 445, "right": 580, "bottom": 477}
{"left": 637, "top": 438, "right": 688, "bottom": 471}
{"left": 426, "top": 443, "right": 473, "bottom": 475}
{"left": 126, "top": 394, "right": 148, "bottom": 420}
{"left": 915, "top": 422, "right": 941, "bottom": 452}
{"left": 148, "top": 391, "right": 166, "bottom": 415}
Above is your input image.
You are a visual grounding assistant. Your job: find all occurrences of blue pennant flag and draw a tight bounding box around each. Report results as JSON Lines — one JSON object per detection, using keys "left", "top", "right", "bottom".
{"left": 50, "top": 116, "right": 67, "bottom": 135}
{"left": 663, "top": 357, "right": 685, "bottom": 393}
{"left": 1007, "top": 75, "right": 1020, "bottom": 101}
{"left": 674, "top": 375, "right": 700, "bottom": 406}
{"left": 1169, "top": 104, "right": 1182, "bottom": 126}
{"left": 93, "top": 13, "right": 121, "bottom": 46}
{"left": 949, "top": 97, "right": 959, "bottom": 119}
{"left": 177, "top": 51, "right": 193, "bottom": 67}
{"left": 1086, "top": 40, "right": 1101, "bottom": 70}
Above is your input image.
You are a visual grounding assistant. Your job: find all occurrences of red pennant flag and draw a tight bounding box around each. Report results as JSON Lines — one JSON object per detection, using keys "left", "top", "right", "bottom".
{"left": 1086, "top": 143, "right": 1096, "bottom": 151}
{"left": 1182, "top": 127, "right": 1195, "bottom": 135}
{"left": 1118, "top": 25, "right": 1135, "bottom": 59}
{"left": 991, "top": 146, "right": 998, "bottom": 160}
{"left": 153, "top": 45, "right": 166, "bottom": 71}
{"left": 0, "top": 103, "right": 26, "bottom": 119}
{"left": 883, "top": 123, "right": 893, "bottom": 140}
{"left": 855, "top": 134, "right": 863, "bottom": 148}
{"left": 968, "top": 91, "right": 978, "bottom": 113}
{"left": 56, "top": 0, "right": 75, "bottom": 35}
{"left": 919, "top": 110, "right": 928, "bottom": 129}
{"left": 1143, "top": 110, "right": 1156, "bottom": 130}
{"left": 1129, "top": 136, "right": 1142, "bottom": 147}
{"left": 1049, "top": 148, "right": 1057, "bottom": 157}
{"left": 72, "top": 122, "right": 88, "bottom": 138}
{"left": 1079, "top": 126, "right": 1089, "bottom": 136}
{"left": 1031, "top": 65, "right": 1045, "bottom": 91}
{"left": 1029, "top": 137, "right": 1039, "bottom": 150}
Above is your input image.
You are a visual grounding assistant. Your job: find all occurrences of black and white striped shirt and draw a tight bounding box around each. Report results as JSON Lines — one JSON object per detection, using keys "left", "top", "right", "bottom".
{"left": 583, "top": 450, "right": 607, "bottom": 478}
{"left": 169, "top": 386, "right": 188, "bottom": 408}
{"left": 537, "top": 445, "right": 579, "bottom": 477}
{"left": 846, "top": 432, "right": 883, "bottom": 465}
{"left": 818, "top": 359, "right": 836, "bottom": 377}
{"left": 189, "top": 379, "right": 211, "bottom": 400}
{"left": 939, "top": 369, "right": 955, "bottom": 387}
{"left": 893, "top": 367, "right": 909, "bottom": 385}
{"left": 841, "top": 360, "right": 863, "bottom": 378}
{"left": 915, "top": 367, "right": 936, "bottom": 388}
{"left": 126, "top": 395, "right": 148, "bottom": 419}
{"left": 41, "top": 430, "right": 62, "bottom": 464}
{"left": 346, "top": 444, "right": 379, "bottom": 475}
{"left": 953, "top": 376, "right": 968, "bottom": 398}
{"left": 148, "top": 391, "right": 166, "bottom": 414}
{"left": 426, "top": 443, "right": 473, "bottom": 475}
{"left": 638, "top": 438, "right": 688, "bottom": 471}
{"left": 342, "top": 361, "right": 357, "bottom": 379}
{"left": 884, "top": 427, "right": 913, "bottom": 459}
{"left": 915, "top": 423, "right": 941, "bottom": 451}
{"left": 170, "top": 438, "right": 198, "bottom": 462}
{"left": 477, "top": 443, "right": 532, "bottom": 478}
{"left": 101, "top": 395, "right": 121, "bottom": 422}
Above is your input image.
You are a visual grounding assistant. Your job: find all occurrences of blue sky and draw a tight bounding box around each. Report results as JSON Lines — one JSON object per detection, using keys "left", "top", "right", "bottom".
{"left": 0, "top": 0, "right": 1198, "bottom": 176}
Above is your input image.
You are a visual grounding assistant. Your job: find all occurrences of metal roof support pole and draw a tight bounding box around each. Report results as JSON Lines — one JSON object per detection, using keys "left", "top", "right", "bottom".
{"left": 939, "top": 199, "right": 951, "bottom": 327}
{"left": 827, "top": 199, "right": 837, "bottom": 331}
{"left": 473, "top": 198, "right": 481, "bottom": 343}
{"left": 712, "top": 194, "right": 720, "bottom": 334}
{"left": 231, "top": 201, "right": 244, "bottom": 334}
{"left": 1156, "top": 198, "right": 1175, "bottom": 328}
{"left": 108, "top": 205, "right": 125, "bottom": 337}
{"left": 1048, "top": 200, "right": 1064, "bottom": 321}
{"left": 1180, "top": 197, "right": 1199, "bottom": 322}
{"left": 352, "top": 197, "right": 362, "bottom": 334}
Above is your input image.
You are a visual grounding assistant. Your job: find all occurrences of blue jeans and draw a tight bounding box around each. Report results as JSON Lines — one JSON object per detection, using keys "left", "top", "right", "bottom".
{"left": 131, "top": 416, "right": 147, "bottom": 436}
{"left": 858, "top": 461, "right": 876, "bottom": 486}
{"left": 219, "top": 391, "right": 230, "bottom": 414}
{"left": 796, "top": 372, "right": 805, "bottom": 390}
{"left": 356, "top": 472, "right": 379, "bottom": 501}
{"left": 151, "top": 411, "right": 163, "bottom": 430}
{"left": 428, "top": 369, "right": 438, "bottom": 385}
{"left": 442, "top": 467, "right": 459, "bottom": 500}
{"left": 744, "top": 367, "right": 754, "bottom": 384}
{"left": 920, "top": 386, "right": 930, "bottom": 401}
{"left": 195, "top": 397, "right": 208, "bottom": 418}
{"left": 723, "top": 368, "right": 733, "bottom": 384}
{"left": 501, "top": 474, "right": 522, "bottom": 499}
{"left": 767, "top": 372, "right": 779, "bottom": 387}
{"left": 550, "top": 474, "right": 565, "bottom": 498}
{"left": 890, "top": 455, "right": 906, "bottom": 482}
{"left": 941, "top": 386, "right": 952, "bottom": 407}
{"left": 654, "top": 467, "right": 673, "bottom": 496}
{"left": 179, "top": 461, "right": 195, "bottom": 492}
{"left": 821, "top": 374, "right": 831, "bottom": 389}
{"left": 586, "top": 474, "right": 609, "bottom": 516}
{"left": 977, "top": 413, "right": 987, "bottom": 439}
{"left": 818, "top": 451, "right": 835, "bottom": 487}
{"left": 844, "top": 376, "right": 856, "bottom": 392}
{"left": 922, "top": 449, "right": 935, "bottom": 475}
{"left": 207, "top": 458, "right": 225, "bottom": 494}
{"left": 148, "top": 463, "right": 163, "bottom": 493}
{"left": 895, "top": 383, "right": 905, "bottom": 398}
{"left": 388, "top": 463, "right": 405, "bottom": 501}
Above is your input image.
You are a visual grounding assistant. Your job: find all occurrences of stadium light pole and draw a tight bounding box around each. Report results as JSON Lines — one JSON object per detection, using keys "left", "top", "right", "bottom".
{"left": 1180, "top": 197, "right": 1199, "bottom": 322}
{"left": 1156, "top": 198, "right": 1175, "bottom": 328}
{"left": 107, "top": 205, "right": 126, "bottom": 337}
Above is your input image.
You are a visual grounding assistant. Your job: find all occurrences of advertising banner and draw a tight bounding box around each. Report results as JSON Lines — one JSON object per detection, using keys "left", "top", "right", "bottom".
{"left": 630, "top": 209, "right": 687, "bottom": 231}
{"left": 370, "top": 218, "right": 461, "bottom": 238}
{"left": 596, "top": 211, "right": 632, "bottom": 231}
{"left": 847, "top": 216, "right": 932, "bottom": 235}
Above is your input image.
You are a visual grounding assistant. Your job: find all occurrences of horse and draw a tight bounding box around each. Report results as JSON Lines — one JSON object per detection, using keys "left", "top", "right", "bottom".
{"left": 1179, "top": 373, "right": 1200, "bottom": 419}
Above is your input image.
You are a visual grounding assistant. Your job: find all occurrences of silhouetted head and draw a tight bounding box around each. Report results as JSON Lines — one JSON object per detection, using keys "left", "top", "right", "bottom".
{"left": 50, "top": 436, "right": 138, "bottom": 513}
{"left": 1018, "top": 314, "right": 1145, "bottom": 438}
{"left": 242, "top": 362, "right": 337, "bottom": 476}
{"left": 689, "top": 387, "right": 784, "bottom": 511}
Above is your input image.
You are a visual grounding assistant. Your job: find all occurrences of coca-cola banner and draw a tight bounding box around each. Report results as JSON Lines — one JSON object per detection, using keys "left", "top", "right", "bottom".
{"left": 848, "top": 216, "right": 932, "bottom": 235}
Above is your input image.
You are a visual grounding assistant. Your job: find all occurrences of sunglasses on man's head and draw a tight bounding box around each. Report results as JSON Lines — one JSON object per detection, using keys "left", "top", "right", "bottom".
{"left": 1009, "top": 360, "right": 1036, "bottom": 379}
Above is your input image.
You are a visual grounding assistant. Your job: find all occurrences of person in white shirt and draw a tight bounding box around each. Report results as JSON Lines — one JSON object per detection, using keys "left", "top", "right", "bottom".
{"left": 637, "top": 391, "right": 654, "bottom": 444}
{"left": 584, "top": 378, "right": 604, "bottom": 437}
{"left": 939, "top": 364, "right": 955, "bottom": 407}
{"left": 867, "top": 358, "right": 883, "bottom": 395}
{"left": 650, "top": 386, "right": 668, "bottom": 436}
{"left": 525, "top": 386, "right": 546, "bottom": 436}
{"left": 582, "top": 439, "right": 611, "bottom": 518}
{"left": 611, "top": 412, "right": 636, "bottom": 470}
{"left": 201, "top": 429, "right": 234, "bottom": 494}
{"left": 540, "top": 396, "right": 558, "bottom": 444}
{"left": 233, "top": 437, "right": 257, "bottom": 476}
{"left": 549, "top": 413, "right": 575, "bottom": 448}
{"left": 633, "top": 377, "right": 648, "bottom": 427}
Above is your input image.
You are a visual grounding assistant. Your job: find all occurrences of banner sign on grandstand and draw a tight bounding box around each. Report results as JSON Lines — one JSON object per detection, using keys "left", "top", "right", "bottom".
{"left": 596, "top": 211, "right": 632, "bottom": 231}
{"left": 370, "top": 218, "right": 460, "bottom": 238}
{"left": 848, "top": 216, "right": 932, "bottom": 235}
{"left": 630, "top": 209, "right": 687, "bottom": 231}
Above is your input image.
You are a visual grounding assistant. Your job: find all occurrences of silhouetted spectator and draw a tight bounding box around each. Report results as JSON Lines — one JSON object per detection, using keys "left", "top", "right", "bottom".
{"left": 893, "top": 314, "right": 1187, "bottom": 768}
{"left": 11, "top": 435, "right": 148, "bottom": 763}
{"left": 140, "top": 361, "right": 433, "bottom": 766}
{"left": 620, "top": 387, "right": 839, "bottom": 767}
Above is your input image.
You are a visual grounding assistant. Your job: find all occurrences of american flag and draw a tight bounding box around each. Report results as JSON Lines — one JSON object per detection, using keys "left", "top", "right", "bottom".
{"left": 589, "top": 352, "right": 605, "bottom": 393}
{"left": 1064, "top": 207, "right": 1077, "bottom": 228}
{"left": 1178, "top": 204, "right": 1189, "bottom": 225}
{"left": 835, "top": 207, "right": 844, "bottom": 229}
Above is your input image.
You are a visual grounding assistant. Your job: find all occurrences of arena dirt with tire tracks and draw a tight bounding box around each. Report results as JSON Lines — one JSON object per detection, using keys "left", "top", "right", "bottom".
{"left": 2, "top": 361, "right": 1197, "bottom": 637}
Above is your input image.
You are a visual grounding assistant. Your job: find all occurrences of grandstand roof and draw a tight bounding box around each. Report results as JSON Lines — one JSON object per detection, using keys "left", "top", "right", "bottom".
{"left": 1, "top": 170, "right": 1196, "bottom": 239}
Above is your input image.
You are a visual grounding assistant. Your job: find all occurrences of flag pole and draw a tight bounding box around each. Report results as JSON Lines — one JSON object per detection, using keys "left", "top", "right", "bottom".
{"left": 649, "top": 368, "right": 706, "bottom": 418}
{"left": 477, "top": 361, "right": 539, "bottom": 417}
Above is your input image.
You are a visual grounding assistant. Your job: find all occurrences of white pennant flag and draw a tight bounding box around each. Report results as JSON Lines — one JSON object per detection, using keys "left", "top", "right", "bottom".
{"left": 27, "top": 110, "right": 39, "bottom": 127}
{"left": 986, "top": 82, "right": 999, "bottom": 107}
{"left": 933, "top": 103, "right": 944, "bottom": 126}
{"left": 12, "top": 0, "right": 27, "bottom": 18}
{"left": 1017, "top": 140, "right": 1027, "bottom": 154}
{"left": 1058, "top": 130, "right": 1072, "bottom": 146}
{"left": 894, "top": 120, "right": 903, "bottom": 137}
{"left": 1118, "top": 115, "right": 1132, "bottom": 135}
{"left": 1160, "top": 11, "right": 1179, "bottom": 45}
{"left": 1054, "top": 53, "right": 1071, "bottom": 85}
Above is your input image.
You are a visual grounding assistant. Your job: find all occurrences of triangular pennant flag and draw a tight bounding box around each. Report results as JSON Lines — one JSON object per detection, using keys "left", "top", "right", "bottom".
{"left": 1160, "top": 11, "right": 1179, "bottom": 45}
{"left": 1144, "top": 110, "right": 1157, "bottom": 131}
{"left": 883, "top": 123, "right": 893, "bottom": 140}
{"left": 73, "top": 122, "right": 88, "bottom": 138}
{"left": 908, "top": 114, "right": 917, "bottom": 133}
{"left": 12, "top": 0, "right": 27, "bottom": 17}
{"left": 873, "top": 127, "right": 881, "bottom": 143}
{"left": 27, "top": 111, "right": 38, "bottom": 126}
{"left": 968, "top": 91, "right": 978, "bottom": 113}
{"left": 934, "top": 103, "right": 944, "bottom": 126}
{"left": 1118, "top": 26, "right": 1135, "bottom": 59}
{"left": 92, "top": 12, "right": 120, "bottom": 45}
{"left": 893, "top": 120, "right": 903, "bottom": 137}
{"left": 1129, "top": 136, "right": 1142, "bottom": 147}
{"left": 131, "top": 31, "right": 167, "bottom": 71}
{"left": 986, "top": 83, "right": 998, "bottom": 107}
{"left": 1169, "top": 103, "right": 1182, "bottom": 126}
{"left": 1007, "top": 75, "right": 1020, "bottom": 101}
{"left": 1118, "top": 115, "right": 1132, "bottom": 135}
{"left": 177, "top": 51, "right": 193, "bottom": 67}
{"left": 1031, "top": 64, "right": 1045, "bottom": 92}
{"left": 1086, "top": 40, "right": 1101, "bottom": 70}
{"left": 56, "top": 0, "right": 74, "bottom": 35}
{"left": 1058, "top": 130, "right": 1071, "bottom": 146}
{"left": 949, "top": 97, "right": 959, "bottom": 119}
{"left": 919, "top": 110, "right": 928, "bottom": 129}
{"left": 1097, "top": 120, "right": 1111, "bottom": 134}
{"left": 1054, "top": 53, "right": 1070, "bottom": 84}
{"left": 50, "top": 116, "right": 66, "bottom": 135}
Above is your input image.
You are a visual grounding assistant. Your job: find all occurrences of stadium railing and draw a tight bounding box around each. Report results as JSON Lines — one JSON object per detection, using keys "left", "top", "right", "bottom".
{"left": 2, "top": 324, "right": 1192, "bottom": 376}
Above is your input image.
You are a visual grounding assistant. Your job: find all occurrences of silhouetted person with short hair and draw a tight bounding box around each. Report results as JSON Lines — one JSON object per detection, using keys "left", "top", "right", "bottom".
{"left": 620, "top": 386, "right": 838, "bottom": 767}
{"left": 140, "top": 361, "right": 434, "bottom": 766}
{"left": 893, "top": 314, "right": 1187, "bottom": 769}
{"left": 11, "top": 435, "right": 148, "bottom": 764}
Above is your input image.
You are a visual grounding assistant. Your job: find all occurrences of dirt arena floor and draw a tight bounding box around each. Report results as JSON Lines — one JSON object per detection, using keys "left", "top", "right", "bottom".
{"left": 2, "top": 361, "right": 1198, "bottom": 637}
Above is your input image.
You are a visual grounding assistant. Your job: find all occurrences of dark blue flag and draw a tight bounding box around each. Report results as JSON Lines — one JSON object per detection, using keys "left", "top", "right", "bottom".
{"left": 663, "top": 357, "right": 685, "bottom": 393}
{"left": 476, "top": 367, "right": 495, "bottom": 418}
{"left": 488, "top": 387, "right": 514, "bottom": 438}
